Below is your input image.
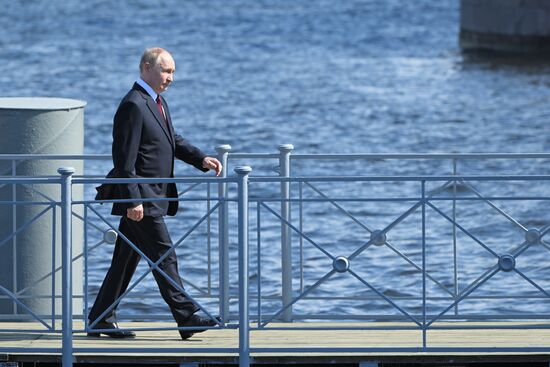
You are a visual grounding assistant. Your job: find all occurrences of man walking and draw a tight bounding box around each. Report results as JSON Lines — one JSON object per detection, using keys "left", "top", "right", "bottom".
{"left": 88, "top": 47, "right": 222, "bottom": 340}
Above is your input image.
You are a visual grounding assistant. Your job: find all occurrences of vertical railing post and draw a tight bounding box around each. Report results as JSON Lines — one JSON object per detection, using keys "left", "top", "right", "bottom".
{"left": 236, "top": 166, "right": 252, "bottom": 367}
{"left": 216, "top": 144, "right": 232, "bottom": 322}
{"left": 58, "top": 167, "right": 74, "bottom": 367}
{"left": 421, "top": 180, "right": 427, "bottom": 349}
{"left": 452, "top": 158, "right": 459, "bottom": 316}
{"left": 278, "top": 144, "right": 293, "bottom": 321}
{"left": 11, "top": 160, "right": 17, "bottom": 315}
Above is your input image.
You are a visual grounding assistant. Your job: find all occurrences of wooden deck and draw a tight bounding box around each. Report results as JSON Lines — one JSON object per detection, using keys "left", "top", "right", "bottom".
{"left": 2, "top": 321, "right": 550, "bottom": 365}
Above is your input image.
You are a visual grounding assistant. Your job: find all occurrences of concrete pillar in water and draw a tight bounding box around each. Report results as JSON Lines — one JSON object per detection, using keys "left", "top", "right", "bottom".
{"left": 460, "top": 0, "right": 550, "bottom": 53}
{"left": 0, "top": 97, "right": 85, "bottom": 320}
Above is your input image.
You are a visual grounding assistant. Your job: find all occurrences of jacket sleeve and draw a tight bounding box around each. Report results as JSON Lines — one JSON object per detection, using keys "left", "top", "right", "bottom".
{"left": 112, "top": 101, "right": 143, "bottom": 207}
{"left": 174, "top": 134, "right": 209, "bottom": 172}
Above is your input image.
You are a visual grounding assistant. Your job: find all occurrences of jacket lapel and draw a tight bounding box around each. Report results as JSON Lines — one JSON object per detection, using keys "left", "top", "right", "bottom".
{"left": 146, "top": 97, "right": 174, "bottom": 146}
{"left": 133, "top": 83, "right": 174, "bottom": 147}
{"left": 159, "top": 96, "right": 175, "bottom": 148}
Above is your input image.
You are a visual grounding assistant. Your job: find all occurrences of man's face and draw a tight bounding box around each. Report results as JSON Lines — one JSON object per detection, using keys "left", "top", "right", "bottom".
{"left": 143, "top": 52, "right": 175, "bottom": 94}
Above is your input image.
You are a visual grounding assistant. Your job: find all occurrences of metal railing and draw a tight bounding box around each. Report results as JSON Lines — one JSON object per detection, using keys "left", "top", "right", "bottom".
{"left": 221, "top": 146, "right": 550, "bottom": 323}
{"left": 0, "top": 169, "right": 250, "bottom": 366}
{"left": 0, "top": 147, "right": 549, "bottom": 367}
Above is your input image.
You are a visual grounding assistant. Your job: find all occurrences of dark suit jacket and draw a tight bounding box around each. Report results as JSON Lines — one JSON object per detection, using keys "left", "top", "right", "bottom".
{"left": 103, "top": 83, "right": 208, "bottom": 217}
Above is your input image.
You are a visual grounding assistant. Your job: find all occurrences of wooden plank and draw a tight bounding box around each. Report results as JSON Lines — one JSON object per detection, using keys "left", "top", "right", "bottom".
{"left": 1, "top": 321, "right": 550, "bottom": 365}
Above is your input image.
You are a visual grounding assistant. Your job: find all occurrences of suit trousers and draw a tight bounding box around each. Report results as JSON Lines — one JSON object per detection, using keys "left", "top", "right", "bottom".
{"left": 88, "top": 216, "right": 198, "bottom": 325}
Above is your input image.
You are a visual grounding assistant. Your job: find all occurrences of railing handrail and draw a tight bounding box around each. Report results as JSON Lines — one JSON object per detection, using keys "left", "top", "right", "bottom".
{"left": 2, "top": 148, "right": 550, "bottom": 367}
{"left": 0, "top": 154, "right": 111, "bottom": 160}
{"left": 2, "top": 152, "right": 550, "bottom": 161}
{"left": 249, "top": 174, "right": 550, "bottom": 182}
{"left": 291, "top": 152, "right": 550, "bottom": 159}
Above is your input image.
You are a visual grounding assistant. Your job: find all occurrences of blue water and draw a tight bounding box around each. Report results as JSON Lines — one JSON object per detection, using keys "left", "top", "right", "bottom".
{"left": 2, "top": 0, "right": 550, "bottom": 321}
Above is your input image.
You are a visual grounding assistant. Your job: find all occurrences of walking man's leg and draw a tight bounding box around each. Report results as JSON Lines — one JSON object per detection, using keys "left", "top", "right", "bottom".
{"left": 131, "top": 216, "right": 217, "bottom": 339}
{"left": 88, "top": 217, "right": 140, "bottom": 338}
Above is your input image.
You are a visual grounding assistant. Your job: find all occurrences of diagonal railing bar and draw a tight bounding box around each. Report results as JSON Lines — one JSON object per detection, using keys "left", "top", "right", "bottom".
{"left": 541, "top": 241, "right": 550, "bottom": 252}
{"left": 302, "top": 180, "right": 453, "bottom": 237}
{"left": 87, "top": 204, "right": 211, "bottom": 295}
{"left": 426, "top": 268, "right": 500, "bottom": 328}
{"left": 511, "top": 241, "right": 532, "bottom": 258}
{"left": 0, "top": 284, "right": 52, "bottom": 330}
{"left": 87, "top": 247, "right": 219, "bottom": 330}
{"left": 259, "top": 202, "right": 335, "bottom": 260}
{"left": 178, "top": 276, "right": 210, "bottom": 296}
{"left": 347, "top": 268, "right": 422, "bottom": 327}
{"left": 87, "top": 262, "right": 163, "bottom": 328}
{"left": 299, "top": 180, "right": 454, "bottom": 299}
{"left": 93, "top": 201, "right": 220, "bottom": 296}
{"left": 514, "top": 268, "right": 550, "bottom": 298}
{"left": 446, "top": 240, "right": 531, "bottom": 301}
{"left": 171, "top": 201, "right": 221, "bottom": 253}
{"left": 164, "top": 201, "right": 221, "bottom": 295}
{"left": 72, "top": 210, "right": 105, "bottom": 233}
{"left": 86, "top": 206, "right": 158, "bottom": 328}
{"left": 260, "top": 270, "right": 337, "bottom": 328}
{"left": 24, "top": 184, "right": 58, "bottom": 204}
{"left": 345, "top": 181, "right": 462, "bottom": 264}
{"left": 177, "top": 182, "right": 201, "bottom": 197}
{"left": 176, "top": 275, "right": 211, "bottom": 296}
{"left": 456, "top": 264, "right": 500, "bottom": 300}
{"left": 86, "top": 204, "right": 220, "bottom": 328}
{"left": 303, "top": 181, "right": 373, "bottom": 233}
{"left": 349, "top": 181, "right": 472, "bottom": 266}
{"left": 86, "top": 210, "right": 210, "bottom": 326}
{"left": 16, "top": 239, "right": 107, "bottom": 297}
{"left": 0, "top": 205, "right": 53, "bottom": 251}
{"left": 383, "top": 242, "right": 454, "bottom": 297}
{"left": 538, "top": 226, "right": 550, "bottom": 249}
{"left": 425, "top": 180, "right": 454, "bottom": 198}
{"left": 348, "top": 200, "right": 424, "bottom": 261}
{"left": 427, "top": 202, "right": 500, "bottom": 259}
{"left": 461, "top": 181, "right": 527, "bottom": 232}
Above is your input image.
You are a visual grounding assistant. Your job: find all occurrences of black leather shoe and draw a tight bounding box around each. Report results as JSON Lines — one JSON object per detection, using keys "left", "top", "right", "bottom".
{"left": 87, "top": 321, "right": 136, "bottom": 339}
{"left": 179, "top": 315, "right": 218, "bottom": 340}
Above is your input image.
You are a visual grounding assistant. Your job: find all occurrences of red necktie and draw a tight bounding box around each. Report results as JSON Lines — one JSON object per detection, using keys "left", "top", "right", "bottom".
{"left": 156, "top": 95, "right": 166, "bottom": 122}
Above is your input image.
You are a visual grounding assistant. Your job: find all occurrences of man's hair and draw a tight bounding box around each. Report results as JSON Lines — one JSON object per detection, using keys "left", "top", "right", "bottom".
{"left": 139, "top": 47, "right": 168, "bottom": 73}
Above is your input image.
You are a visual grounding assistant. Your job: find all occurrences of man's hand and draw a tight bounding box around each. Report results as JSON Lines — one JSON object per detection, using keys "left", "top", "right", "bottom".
{"left": 202, "top": 156, "right": 223, "bottom": 176}
{"left": 127, "top": 204, "right": 144, "bottom": 222}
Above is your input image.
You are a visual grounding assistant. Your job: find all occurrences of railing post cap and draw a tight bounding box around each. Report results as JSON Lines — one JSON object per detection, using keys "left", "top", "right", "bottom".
{"left": 278, "top": 144, "right": 294, "bottom": 152}
{"left": 57, "top": 167, "right": 75, "bottom": 175}
{"left": 216, "top": 144, "right": 232, "bottom": 153}
{"left": 234, "top": 166, "right": 252, "bottom": 175}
